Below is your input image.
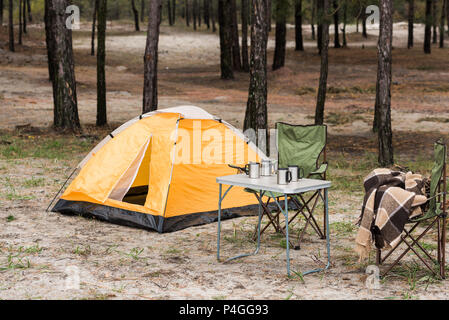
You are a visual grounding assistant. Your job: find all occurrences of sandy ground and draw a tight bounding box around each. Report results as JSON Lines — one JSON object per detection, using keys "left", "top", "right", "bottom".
{"left": 1, "top": 22, "right": 449, "bottom": 300}
{"left": 1, "top": 157, "right": 448, "bottom": 300}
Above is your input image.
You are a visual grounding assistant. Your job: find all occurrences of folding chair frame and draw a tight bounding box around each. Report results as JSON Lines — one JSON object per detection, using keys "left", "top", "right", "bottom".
{"left": 251, "top": 124, "right": 328, "bottom": 249}
{"left": 376, "top": 155, "right": 447, "bottom": 279}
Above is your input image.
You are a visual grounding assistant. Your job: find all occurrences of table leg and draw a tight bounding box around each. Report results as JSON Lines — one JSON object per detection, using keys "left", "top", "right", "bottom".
{"left": 284, "top": 193, "right": 291, "bottom": 277}
{"left": 219, "top": 189, "right": 264, "bottom": 262}
{"left": 254, "top": 189, "right": 262, "bottom": 255}
{"left": 217, "top": 183, "right": 222, "bottom": 261}
{"left": 302, "top": 188, "right": 331, "bottom": 276}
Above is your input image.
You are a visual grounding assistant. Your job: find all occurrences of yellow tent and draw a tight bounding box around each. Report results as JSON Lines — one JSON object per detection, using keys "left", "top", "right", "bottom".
{"left": 53, "top": 106, "right": 267, "bottom": 232}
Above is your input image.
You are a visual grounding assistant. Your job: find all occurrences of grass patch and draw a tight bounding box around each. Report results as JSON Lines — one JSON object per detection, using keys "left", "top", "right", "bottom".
{"left": 0, "top": 177, "right": 35, "bottom": 201}
{"left": 6, "top": 215, "right": 15, "bottom": 222}
{"left": 306, "top": 111, "right": 366, "bottom": 126}
{"left": 0, "top": 254, "right": 31, "bottom": 270}
{"left": 127, "top": 247, "right": 144, "bottom": 260}
{"left": 0, "top": 134, "right": 94, "bottom": 160}
{"left": 297, "top": 86, "right": 315, "bottom": 96}
{"left": 23, "top": 177, "right": 46, "bottom": 188}
{"left": 413, "top": 65, "right": 440, "bottom": 71}
{"left": 422, "top": 85, "right": 449, "bottom": 92}
{"left": 417, "top": 117, "right": 449, "bottom": 123}
{"left": 327, "top": 85, "right": 376, "bottom": 95}
{"left": 326, "top": 112, "right": 365, "bottom": 125}
{"left": 73, "top": 245, "right": 92, "bottom": 256}
{"left": 164, "top": 247, "right": 181, "bottom": 255}
{"left": 384, "top": 261, "right": 440, "bottom": 290}
{"left": 329, "top": 174, "right": 362, "bottom": 193}
{"left": 22, "top": 244, "right": 43, "bottom": 254}
{"left": 330, "top": 221, "right": 357, "bottom": 236}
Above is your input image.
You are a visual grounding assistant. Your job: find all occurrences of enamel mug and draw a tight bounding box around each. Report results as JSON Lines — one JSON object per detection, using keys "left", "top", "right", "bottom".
{"left": 245, "top": 162, "right": 260, "bottom": 179}
{"left": 277, "top": 168, "right": 292, "bottom": 185}
{"left": 288, "top": 165, "right": 304, "bottom": 182}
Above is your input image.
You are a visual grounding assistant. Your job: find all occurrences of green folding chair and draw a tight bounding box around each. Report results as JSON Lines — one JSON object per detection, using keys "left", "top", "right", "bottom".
{"left": 247, "top": 123, "right": 328, "bottom": 249}
{"left": 376, "top": 139, "right": 447, "bottom": 279}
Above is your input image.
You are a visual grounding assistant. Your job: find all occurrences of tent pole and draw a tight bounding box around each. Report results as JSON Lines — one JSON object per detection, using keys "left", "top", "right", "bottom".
{"left": 45, "top": 167, "right": 78, "bottom": 212}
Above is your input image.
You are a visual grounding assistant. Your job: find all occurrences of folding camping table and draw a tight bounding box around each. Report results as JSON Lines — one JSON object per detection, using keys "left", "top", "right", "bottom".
{"left": 216, "top": 174, "right": 332, "bottom": 277}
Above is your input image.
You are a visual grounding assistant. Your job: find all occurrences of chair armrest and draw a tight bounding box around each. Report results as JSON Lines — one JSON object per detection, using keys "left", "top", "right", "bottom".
{"left": 309, "top": 163, "right": 328, "bottom": 177}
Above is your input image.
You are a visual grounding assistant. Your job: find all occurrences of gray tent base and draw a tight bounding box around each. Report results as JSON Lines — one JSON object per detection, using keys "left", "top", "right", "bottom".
{"left": 52, "top": 199, "right": 260, "bottom": 233}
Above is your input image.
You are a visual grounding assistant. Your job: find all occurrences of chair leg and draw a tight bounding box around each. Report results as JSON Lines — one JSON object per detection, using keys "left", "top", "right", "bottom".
{"left": 438, "top": 218, "right": 441, "bottom": 268}
{"left": 380, "top": 218, "right": 439, "bottom": 278}
{"left": 376, "top": 249, "right": 382, "bottom": 266}
{"left": 440, "top": 215, "right": 446, "bottom": 279}
{"left": 252, "top": 197, "right": 281, "bottom": 241}
{"left": 289, "top": 195, "right": 322, "bottom": 237}
{"left": 323, "top": 193, "right": 327, "bottom": 240}
{"left": 297, "top": 193, "right": 325, "bottom": 238}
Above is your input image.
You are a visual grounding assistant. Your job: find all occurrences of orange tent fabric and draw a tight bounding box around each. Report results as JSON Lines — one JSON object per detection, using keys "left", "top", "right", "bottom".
{"left": 53, "top": 106, "right": 267, "bottom": 232}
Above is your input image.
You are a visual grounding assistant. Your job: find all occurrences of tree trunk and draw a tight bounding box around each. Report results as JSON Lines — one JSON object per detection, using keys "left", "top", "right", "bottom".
{"left": 22, "top": 0, "right": 26, "bottom": 34}
{"left": 143, "top": 0, "right": 162, "bottom": 112}
{"left": 272, "top": 0, "right": 287, "bottom": 70}
{"left": 230, "top": 0, "right": 242, "bottom": 70}
{"left": 446, "top": 0, "right": 449, "bottom": 35}
{"left": 376, "top": 0, "right": 394, "bottom": 166}
{"left": 193, "top": 0, "right": 197, "bottom": 29}
{"left": 362, "top": 9, "right": 367, "bottom": 38}
{"left": 8, "top": 0, "right": 14, "bottom": 52}
{"left": 181, "top": 0, "right": 185, "bottom": 18}
{"left": 424, "top": 0, "right": 432, "bottom": 53}
{"left": 44, "top": 0, "right": 53, "bottom": 79}
{"left": 241, "top": 0, "right": 250, "bottom": 71}
{"left": 168, "top": 0, "right": 173, "bottom": 25}
{"left": 204, "top": 0, "right": 210, "bottom": 28}
{"left": 46, "top": 0, "right": 81, "bottom": 132}
{"left": 218, "top": 0, "right": 234, "bottom": 79}
{"left": 432, "top": 0, "right": 437, "bottom": 43}
{"left": 26, "top": 0, "right": 31, "bottom": 22}
{"left": 186, "top": 0, "right": 190, "bottom": 26}
{"left": 407, "top": 0, "right": 414, "bottom": 48}
{"left": 97, "top": 0, "right": 107, "bottom": 126}
{"left": 372, "top": 60, "right": 380, "bottom": 132}
{"left": 317, "top": 0, "right": 323, "bottom": 53}
{"left": 91, "top": 0, "right": 98, "bottom": 56}
{"left": 244, "top": 0, "right": 268, "bottom": 154}
{"left": 211, "top": 0, "right": 216, "bottom": 31}
{"left": 19, "top": 0, "right": 23, "bottom": 45}
{"left": 141, "top": 0, "right": 145, "bottom": 22}
{"left": 295, "top": 0, "right": 303, "bottom": 51}
{"left": 314, "top": 0, "right": 329, "bottom": 125}
{"left": 267, "top": 0, "right": 271, "bottom": 32}
{"left": 333, "top": 0, "right": 340, "bottom": 48}
{"left": 440, "top": 0, "right": 445, "bottom": 48}
{"left": 0, "top": 0, "right": 3, "bottom": 26}
{"left": 198, "top": 0, "right": 201, "bottom": 26}
{"left": 172, "top": 0, "right": 176, "bottom": 24}
{"left": 132, "top": 0, "right": 140, "bottom": 31}
{"left": 342, "top": 0, "right": 347, "bottom": 47}
{"left": 311, "top": 0, "right": 316, "bottom": 40}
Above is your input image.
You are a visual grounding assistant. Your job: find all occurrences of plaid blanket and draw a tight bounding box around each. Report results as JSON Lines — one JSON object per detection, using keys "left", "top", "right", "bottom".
{"left": 355, "top": 168, "right": 428, "bottom": 260}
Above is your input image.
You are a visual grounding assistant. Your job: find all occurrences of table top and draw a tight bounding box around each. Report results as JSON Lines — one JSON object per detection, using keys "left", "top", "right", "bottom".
{"left": 216, "top": 174, "right": 331, "bottom": 194}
